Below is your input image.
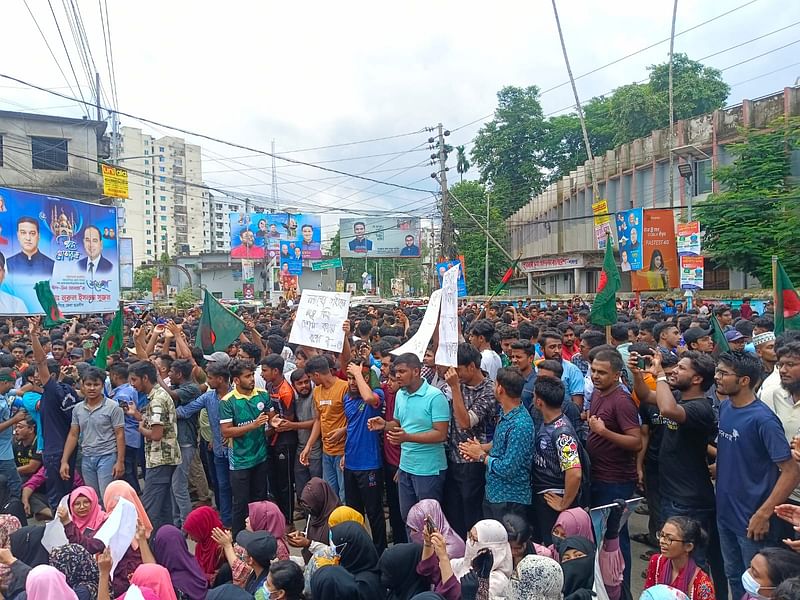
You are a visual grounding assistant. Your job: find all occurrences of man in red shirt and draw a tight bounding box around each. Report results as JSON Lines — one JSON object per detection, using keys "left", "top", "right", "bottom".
{"left": 559, "top": 322, "right": 579, "bottom": 361}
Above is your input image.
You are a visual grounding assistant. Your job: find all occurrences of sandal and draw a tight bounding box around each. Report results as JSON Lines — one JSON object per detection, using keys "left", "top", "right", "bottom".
{"left": 632, "top": 533, "right": 657, "bottom": 547}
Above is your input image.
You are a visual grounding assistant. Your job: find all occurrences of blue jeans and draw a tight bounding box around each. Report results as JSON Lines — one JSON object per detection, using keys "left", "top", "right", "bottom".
{"left": 322, "top": 452, "right": 345, "bottom": 502}
{"left": 717, "top": 519, "right": 774, "bottom": 600}
{"left": 44, "top": 453, "right": 74, "bottom": 511}
{"left": 0, "top": 459, "right": 22, "bottom": 498}
{"left": 171, "top": 445, "right": 195, "bottom": 527}
{"left": 82, "top": 453, "right": 118, "bottom": 501}
{"left": 213, "top": 453, "right": 233, "bottom": 527}
{"left": 122, "top": 445, "right": 141, "bottom": 494}
{"left": 398, "top": 468, "right": 447, "bottom": 522}
{"left": 591, "top": 480, "right": 636, "bottom": 589}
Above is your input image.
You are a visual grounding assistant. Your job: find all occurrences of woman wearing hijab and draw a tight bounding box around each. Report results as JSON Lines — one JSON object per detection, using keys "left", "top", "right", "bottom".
{"left": 151, "top": 525, "right": 209, "bottom": 600}
{"left": 247, "top": 501, "right": 291, "bottom": 560}
{"left": 550, "top": 508, "right": 593, "bottom": 551}
{"left": 0, "top": 475, "right": 27, "bottom": 525}
{"left": 182, "top": 507, "right": 224, "bottom": 585}
{"left": 123, "top": 564, "right": 179, "bottom": 600}
{"left": 407, "top": 499, "right": 465, "bottom": 559}
{"left": 450, "top": 520, "right": 513, "bottom": 600}
{"left": 643, "top": 517, "right": 714, "bottom": 600}
{"left": 49, "top": 544, "right": 100, "bottom": 600}
{"left": 378, "top": 543, "right": 430, "bottom": 600}
{"left": 508, "top": 555, "right": 563, "bottom": 600}
{"left": 25, "top": 565, "right": 79, "bottom": 600}
{"left": 640, "top": 585, "right": 690, "bottom": 600}
{"left": 0, "top": 514, "right": 20, "bottom": 591}
{"left": 329, "top": 506, "right": 365, "bottom": 529}
{"left": 310, "top": 565, "right": 361, "bottom": 600}
{"left": 286, "top": 478, "right": 340, "bottom": 562}
{"left": 331, "top": 521, "right": 384, "bottom": 600}
{"left": 69, "top": 486, "right": 106, "bottom": 535}
{"left": 558, "top": 537, "right": 595, "bottom": 600}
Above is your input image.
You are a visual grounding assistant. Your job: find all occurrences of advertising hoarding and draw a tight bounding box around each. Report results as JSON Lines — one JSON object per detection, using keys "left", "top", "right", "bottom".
{"left": 230, "top": 212, "right": 322, "bottom": 260}
{"left": 615, "top": 208, "right": 643, "bottom": 272}
{"left": 630, "top": 209, "right": 680, "bottom": 292}
{"left": 339, "top": 217, "right": 421, "bottom": 258}
{"left": 0, "top": 187, "right": 120, "bottom": 314}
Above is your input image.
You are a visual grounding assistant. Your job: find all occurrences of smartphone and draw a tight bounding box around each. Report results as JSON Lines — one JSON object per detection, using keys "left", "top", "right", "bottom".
{"left": 118, "top": 400, "right": 129, "bottom": 409}
{"left": 424, "top": 515, "right": 435, "bottom": 535}
{"left": 637, "top": 356, "right": 652, "bottom": 370}
{"left": 133, "top": 310, "right": 150, "bottom": 329}
{"left": 156, "top": 317, "right": 168, "bottom": 325}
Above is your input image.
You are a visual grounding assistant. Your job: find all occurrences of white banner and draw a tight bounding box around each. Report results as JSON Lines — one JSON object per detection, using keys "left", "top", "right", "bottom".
{"left": 435, "top": 264, "right": 460, "bottom": 367}
{"left": 391, "top": 289, "right": 442, "bottom": 360}
{"left": 289, "top": 291, "right": 352, "bottom": 352}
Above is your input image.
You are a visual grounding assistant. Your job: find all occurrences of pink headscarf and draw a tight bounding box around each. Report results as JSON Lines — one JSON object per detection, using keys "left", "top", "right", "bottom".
{"left": 554, "top": 508, "right": 594, "bottom": 540}
{"left": 248, "top": 501, "right": 290, "bottom": 560}
{"left": 69, "top": 486, "right": 106, "bottom": 533}
{"left": 26, "top": 565, "right": 79, "bottom": 600}
{"left": 104, "top": 481, "right": 152, "bottom": 550}
{"left": 129, "top": 564, "right": 178, "bottom": 600}
{"left": 407, "top": 498, "right": 466, "bottom": 559}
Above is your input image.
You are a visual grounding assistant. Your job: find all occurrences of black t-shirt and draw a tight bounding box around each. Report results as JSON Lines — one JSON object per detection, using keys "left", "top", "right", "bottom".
{"left": 639, "top": 402, "right": 667, "bottom": 465}
{"left": 658, "top": 395, "right": 717, "bottom": 508}
{"left": 40, "top": 379, "right": 79, "bottom": 457}
{"left": 13, "top": 439, "right": 41, "bottom": 468}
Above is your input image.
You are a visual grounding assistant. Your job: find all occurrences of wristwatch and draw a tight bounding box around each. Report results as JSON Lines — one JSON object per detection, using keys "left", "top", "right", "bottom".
{"left": 656, "top": 375, "right": 668, "bottom": 383}
{"left": 478, "top": 452, "right": 487, "bottom": 464}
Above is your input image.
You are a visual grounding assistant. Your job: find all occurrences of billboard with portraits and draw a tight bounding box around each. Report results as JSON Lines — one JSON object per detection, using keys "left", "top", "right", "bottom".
{"left": 339, "top": 217, "right": 421, "bottom": 258}
{"left": 229, "top": 212, "right": 322, "bottom": 260}
{"left": 0, "top": 186, "right": 120, "bottom": 314}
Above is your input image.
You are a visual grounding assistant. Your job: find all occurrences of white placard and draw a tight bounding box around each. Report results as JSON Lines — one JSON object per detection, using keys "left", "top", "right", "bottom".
{"left": 288, "top": 291, "right": 352, "bottom": 352}
{"left": 41, "top": 495, "right": 70, "bottom": 552}
{"left": 93, "top": 497, "right": 138, "bottom": 578}
{"left": 435, "top": 265, "right": 460, "bottom": 367}
{"left": 391, "top": 290, "right": 443, "bottom": 360}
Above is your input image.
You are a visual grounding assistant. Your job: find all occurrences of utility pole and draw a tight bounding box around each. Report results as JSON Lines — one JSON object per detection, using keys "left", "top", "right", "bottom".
{"left": 271, "top": 139, "right": 279, "bottom": 212}
{"left": 433, "top": 123, "right": 455, "bottom": 260}
{"left": 668, "top": 0, "right": 679, "bottom": 208}
{"left": 95, "top": 72, "right": 101, "bottom": 122}
{"left": 484, "top": 192, "right": 490, "bottom": 295}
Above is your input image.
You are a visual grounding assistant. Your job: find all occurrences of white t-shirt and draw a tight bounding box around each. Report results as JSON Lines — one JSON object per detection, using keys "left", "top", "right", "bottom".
{"left": 480, "top": 349, "right": 502, "bottom": 380}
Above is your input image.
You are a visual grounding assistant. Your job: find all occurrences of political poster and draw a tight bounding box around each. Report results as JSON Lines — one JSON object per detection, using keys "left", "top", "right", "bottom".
{"left": 592, "top": 200, "right": 613, "bottom": 250}
{"left": 630, "top": 209, "right": 680, "bottom": 292}
{"left": 680, "top": 255, "right": 705, "bottom": 290}
{"left": 229, "top": 212, "right": 322, "bottom": 260}
{"left": 0, "top": 187, "right": 120, "bottom": 315}
{"left": 289, "top": 290, "right": 351, "bottom": 352}
{"left": 119, "top": 237, "right": 134, "bottom": 289}
{"left": 676, "top": 221, "right": 702, "bottom": 256}
{"left": 615, "top": 208, "right": 643, "bottom": 272}
{"left": 436, "top": 259, "right": 467, "bottom": 297}
{"left": 339, "top": 217, "right": 421, "bottom": 258}
{"left": 279, "top": 241, "right": 302, "bottom": 276}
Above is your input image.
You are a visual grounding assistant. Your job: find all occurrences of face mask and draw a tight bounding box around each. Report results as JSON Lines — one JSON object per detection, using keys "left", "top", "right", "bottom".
{"left": 742, "top": 569, "right": 773, "bottom": 599}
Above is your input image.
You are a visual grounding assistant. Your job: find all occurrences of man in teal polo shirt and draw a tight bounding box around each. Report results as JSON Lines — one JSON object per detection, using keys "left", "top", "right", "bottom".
{"left": 368, "top": 353, "right": 450, "bottom": 520}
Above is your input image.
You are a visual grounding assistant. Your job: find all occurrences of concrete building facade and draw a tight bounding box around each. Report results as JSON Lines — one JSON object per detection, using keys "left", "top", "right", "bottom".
{"left": 0, "top": 110, "right": 108, "bottom": 201}
{"left": 506, "top": 86, "right": 800, "bottom": 296}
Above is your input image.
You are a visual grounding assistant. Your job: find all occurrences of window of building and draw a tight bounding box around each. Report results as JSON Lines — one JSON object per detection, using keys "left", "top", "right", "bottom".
{"left": 145, "top": 189, "right": 149, "bottom": 195}
{"left": 144, "top": 159, "right": 149, "bottom": 165}
{"left": 147, "top": 239, "right": 152, "bottom": 245}
{"left": 160, "top": 195, "right": 166, "bottom": 201}
{"left": 31, "top": 137, "right": 68, "bottom": 171}
{"left": 160, "top": 186, "right": 165, "bottom": 191}
{"left": 144, "top": 150, "right": 149, "bottom": 155}
{"left": 159, "top": 176, "right": 165, "bottom": 182}
{"left": 161, "top": 226, "right": 167, "bottom": 231}
{"left": 160, "top": 216, "right": 167, "bottom": 222}
{"left": 216, "top": 203, "right": 223, "bottom": 210}
{"left": 159, "top": 146, "right": 165, "bottom": 152}
{"left": 159, "top": 166, "right": 165, "bottom": 172}
{"left": 146, "top": 219, "right": 151, "bottom": 225}
{"left": 147, "top": 249, "right": 152, "bottom": 255}
{"left": 160, "top": 206, "right": 167, "bottom": 211}
{"left": 159, "top": 156, "right": 165, "bottom": 162}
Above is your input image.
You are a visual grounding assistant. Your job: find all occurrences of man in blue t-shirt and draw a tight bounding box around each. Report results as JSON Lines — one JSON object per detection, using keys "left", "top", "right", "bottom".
{"left": 0, "top": 368, "right": 25, "bottom": 498}
{"left": 367, "top": 353, "right": 450, "bottom": 521}
{"left": 343, "top": 360, "right": 385, "bottom": 551}
{"left": 714, "top": 352, "right": 800, "bottom": 600}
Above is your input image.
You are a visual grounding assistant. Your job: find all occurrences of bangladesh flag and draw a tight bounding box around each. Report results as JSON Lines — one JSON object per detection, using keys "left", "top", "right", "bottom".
{"left": 34, "top": 281, "right": 66, "bottom": 329}
{"left": 710, "top": 313, "right": 730, "bottom": 356}
{"left": 95, "top": 309, "right": 123, "bottom": 369}
{"left": 776, "top": 259, "right": 800, "bottom": 333}
{"left": 590, "top": 237, "right": 620, "bottom": 326}
{"left": 195, "top": 290, "right": 245, "bottom": 354}
{"left": 491, "top": 257, "right": 521, "bottom": 296}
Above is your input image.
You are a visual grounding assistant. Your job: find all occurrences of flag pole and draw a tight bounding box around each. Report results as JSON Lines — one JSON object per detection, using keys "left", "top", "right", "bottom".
{"left": 773, "top": 255, "right": 779, "bottom": 315}
{"left": 484, "top": 253, "right": 523, "bottom": 305}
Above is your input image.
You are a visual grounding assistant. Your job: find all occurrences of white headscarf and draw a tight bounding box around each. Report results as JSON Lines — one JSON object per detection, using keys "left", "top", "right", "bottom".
{"left": 451, "top": 519, "right": 513, "bottom": 599}
{"left": 509, "top": 555, "right": 563, "bottom": 600}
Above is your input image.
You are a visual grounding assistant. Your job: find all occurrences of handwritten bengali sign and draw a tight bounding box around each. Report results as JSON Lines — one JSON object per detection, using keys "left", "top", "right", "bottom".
{"left": 435, "top": 264, "right": 460, "bottom": 367}
{"left": 289, "top": 291, "right": 351, "bottom": 352}
{"left": 391, "top": 289, "right": 442, "bottom": 360}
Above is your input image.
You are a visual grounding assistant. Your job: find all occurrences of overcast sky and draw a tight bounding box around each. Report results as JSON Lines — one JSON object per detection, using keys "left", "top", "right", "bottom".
{"left": 1, "top": 0, "right": 798, "bottom": 238}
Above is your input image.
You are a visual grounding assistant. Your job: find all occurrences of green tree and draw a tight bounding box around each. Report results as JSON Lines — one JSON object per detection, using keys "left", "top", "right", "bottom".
{"left": 694, "top": 118, "right": 800, "bottom": 284}
{"left": 456, "top": 145, "right": 470, "bottom": 182}
{"left": 174, "top": 287, "right": 198, "bottom": 310}
{"left": 471, "top": 86, "right": 552, "bottom": 217}
{"left": 133, "top": 267, "right": 157, "bottom": 293}
{"left": 449, "top": 181, "right": 508, "bottom": 295}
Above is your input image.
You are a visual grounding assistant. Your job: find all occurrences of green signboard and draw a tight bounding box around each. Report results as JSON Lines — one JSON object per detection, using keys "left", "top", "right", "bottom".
{"left": 311, "top": 257, "right": 343, "bottom": 271}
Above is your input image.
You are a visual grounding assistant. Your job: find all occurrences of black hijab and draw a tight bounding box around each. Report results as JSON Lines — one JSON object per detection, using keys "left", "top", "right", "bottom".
{"left": 0, "top": 476, "right": 27, "bottom": 525}
{"left": 311, "top": 565, "right": 360, "bottom": 600}
{"left": 378, "top": 543, "right": 430, "bottom": 600}
{"left": 558, "top": 536, "right": 596, "bottom": 600}
{"left": 331, "top": 521, "right": 384, "bottom": 600}
{"left": 10, "top": 525, "right": 48, "bottom": 567}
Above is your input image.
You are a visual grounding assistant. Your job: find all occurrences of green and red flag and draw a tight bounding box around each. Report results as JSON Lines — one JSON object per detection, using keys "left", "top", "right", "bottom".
{"left": 195, "top": 289, "right": 245, "bottom": 354}
{"left": 590, "top": 236, "right": 620, "bottom": 326}
{"left": 709, "top": 313, "right": 730, "bottom": 356}
{"left": 776, "top": 259, "right": 800, "bottom": 334}
{"left": 491, "top": 256, "right": 521, "bottom": 296}
{"left": 95, "top": 309, "right": 123, "bottom": 370}
{"left": 34, "top": 281, "right": 66, "bottom": 329}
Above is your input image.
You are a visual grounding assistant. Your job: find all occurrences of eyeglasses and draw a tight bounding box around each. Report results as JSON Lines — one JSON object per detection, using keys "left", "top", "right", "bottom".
{"left": 657, "top": 531, "right": 685, "bottom": 544}
{"left": 714, "top": 369, "right": 737, "bottom": 378}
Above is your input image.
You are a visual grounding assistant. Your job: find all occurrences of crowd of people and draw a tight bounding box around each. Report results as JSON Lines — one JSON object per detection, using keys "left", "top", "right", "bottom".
{"left": 0, "top": 296, "right": 799, "bottom": 600}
